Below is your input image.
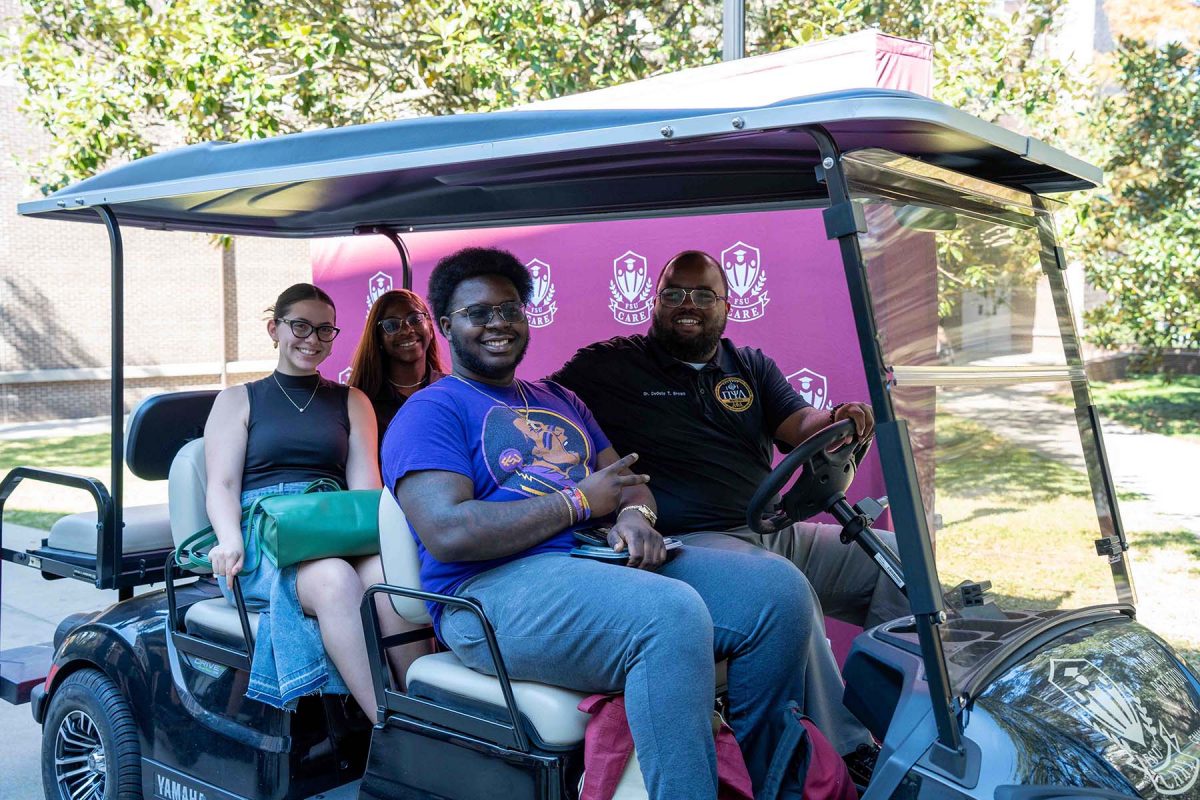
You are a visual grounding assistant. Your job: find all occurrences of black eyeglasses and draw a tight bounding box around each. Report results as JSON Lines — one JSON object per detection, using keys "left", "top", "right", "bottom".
{"left": 449, "top": 301, "right": 527, "bottom": 327}
{"left": 378, "top": 312, "right": 430, "bottom": 335}
{"left": 657, "top": 287, "right": 726, "bottom": 309}
{"left": 277, "top": 317, "right": 341, "bottom": 342}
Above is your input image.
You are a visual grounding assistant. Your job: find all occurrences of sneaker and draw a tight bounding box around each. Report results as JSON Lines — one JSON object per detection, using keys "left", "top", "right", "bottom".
{"left": 843, "top": 742, "right": 879, "bottom": 786}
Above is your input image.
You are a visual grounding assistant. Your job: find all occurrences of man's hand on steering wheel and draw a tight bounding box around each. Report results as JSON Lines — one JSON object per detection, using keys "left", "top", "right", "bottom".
{"left": 831, "top": 401, "right": 875, "bottom": 443}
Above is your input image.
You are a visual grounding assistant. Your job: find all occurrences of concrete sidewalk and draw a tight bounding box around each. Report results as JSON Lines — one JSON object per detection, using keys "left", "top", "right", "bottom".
{"left": 941, "top": 385, "right": 1200, "bottom": 535}
{"left": 0, "top": 415, "right": 116, "bottom": 441}
{"left": 2, "top": 522, "right": 133, "bottom": 800}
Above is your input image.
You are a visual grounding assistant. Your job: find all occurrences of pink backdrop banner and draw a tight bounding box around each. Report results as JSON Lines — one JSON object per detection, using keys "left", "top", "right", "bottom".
{"left": 311, "top": 208, "right": 889, "bottom": 512}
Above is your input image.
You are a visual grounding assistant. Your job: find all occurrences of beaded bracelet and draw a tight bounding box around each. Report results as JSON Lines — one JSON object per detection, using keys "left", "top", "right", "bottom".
{"left": 562, "top": 486, "right": 591, "bottom": 522}
{"left": 575, "top": 486, "right": 592, "bottom": 518}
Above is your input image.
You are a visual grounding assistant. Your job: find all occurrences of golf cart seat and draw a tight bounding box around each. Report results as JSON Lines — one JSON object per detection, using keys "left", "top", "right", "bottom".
{"left": 46, "top": 504, "right": 173, "bottom": 554}
{"left": 378, "top": 490, "right": 592, "bottom": 749}
{"left": 22, "top": 391, "right": 216, "bottom": 587}
{"left": 168, "top": 437, "right": 263, "bottom": 643}
{"left": 166, "top": 437, "right": 589, "bottom": 746}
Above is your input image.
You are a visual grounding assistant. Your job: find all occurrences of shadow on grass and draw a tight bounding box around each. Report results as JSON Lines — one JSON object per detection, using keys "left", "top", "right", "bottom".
{"left": 938, "top": 584, "right": 1071, "bottom": 613}
{"left": 936, "top": 416, "right": 1091, "bottom": 501}
{"left": 957, "top": 506, "right": 1023, "bottom": 525}
{"left": 1093, "top": 376, "right": 1200, "bottom": 439}
{"left": 1130, "top": 530, "right": 1200, "bottom": 564}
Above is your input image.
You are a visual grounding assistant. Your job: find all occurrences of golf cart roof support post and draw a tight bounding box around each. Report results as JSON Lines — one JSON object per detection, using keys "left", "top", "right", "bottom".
{"left": 358, "top": 226, "right": 413, "bottom": 291}
{"left": 96, "top": 204, "right": 124, "bottom": 593}
{"left": 1033, "top": 211, "right": 1136, "bottom": 605}
{"left": 806, "top": 125, "right": 965, "bottom": 755}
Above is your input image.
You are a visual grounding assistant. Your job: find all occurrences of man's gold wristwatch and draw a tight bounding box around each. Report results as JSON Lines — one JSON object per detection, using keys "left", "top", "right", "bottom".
{"left": 618, "top": 504, "right": 658, "bottom": 527}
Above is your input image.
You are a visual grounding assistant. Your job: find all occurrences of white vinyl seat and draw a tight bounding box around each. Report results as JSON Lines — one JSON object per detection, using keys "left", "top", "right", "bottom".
{"left": 47, "top": 503, "right": 174, "bottom": 554}
{"left": 169, "top": 438, "right": 262, "bottom": 642}
{"left": 378, "top": 491, "right": 591, "bottom": 749}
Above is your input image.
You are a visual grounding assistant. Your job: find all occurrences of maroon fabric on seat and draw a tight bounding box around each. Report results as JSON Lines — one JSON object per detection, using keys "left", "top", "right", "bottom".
{"left": 578, "top": 693, "right": 753, "bottom": 800}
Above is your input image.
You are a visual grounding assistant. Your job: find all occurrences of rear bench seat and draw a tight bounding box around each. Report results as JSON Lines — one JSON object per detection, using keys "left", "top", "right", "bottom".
{"left": 32, "top": 391, "right": 217, "bottom": 576}
{"left": 47, "top": 504, "right": 173, "bottom": 554}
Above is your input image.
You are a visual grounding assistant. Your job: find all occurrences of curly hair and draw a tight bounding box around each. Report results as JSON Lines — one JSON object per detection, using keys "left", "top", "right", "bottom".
{"left": 347, "top": 289, "right": 445, "bottom": 401}
{"left": 426, "top": 247, "right": 533, "bottom": 327}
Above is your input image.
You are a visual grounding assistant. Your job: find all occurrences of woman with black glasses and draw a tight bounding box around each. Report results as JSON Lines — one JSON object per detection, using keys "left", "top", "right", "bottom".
{"left": 347, "top": 289, "right": 446, "bottom": 444}
{"left": 203, "top": 282, "right": 409, "bottom": 713}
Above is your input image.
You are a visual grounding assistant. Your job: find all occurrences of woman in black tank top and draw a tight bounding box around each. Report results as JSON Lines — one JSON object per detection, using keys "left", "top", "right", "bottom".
{"left": 203, "top": 283, "right": 415, "bottom": 713}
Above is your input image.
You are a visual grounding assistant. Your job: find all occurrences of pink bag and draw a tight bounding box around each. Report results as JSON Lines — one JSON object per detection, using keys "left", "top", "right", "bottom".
{"left": 577, "top": 693, "right": 753, "bottom": 800}
{"left": 759, "top": 701, "right": 857, "bottom": 800}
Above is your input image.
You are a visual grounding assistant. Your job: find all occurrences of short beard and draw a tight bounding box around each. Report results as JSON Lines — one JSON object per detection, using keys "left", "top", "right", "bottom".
{"left": 450, "top": 335, "right": 528, "bottom": 380}
{"left": 650, "top": 314, "right": 723, "bottom": 362}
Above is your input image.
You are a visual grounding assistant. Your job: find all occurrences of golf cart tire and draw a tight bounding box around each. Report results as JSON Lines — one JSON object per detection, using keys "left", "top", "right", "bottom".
{"left": 42, "top": 668, "right": 142, "bottom": 800}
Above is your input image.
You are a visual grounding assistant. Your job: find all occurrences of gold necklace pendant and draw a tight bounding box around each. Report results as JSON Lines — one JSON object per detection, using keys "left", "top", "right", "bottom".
{"left": 272, "top": 372, "right": 320, "bottom": 413}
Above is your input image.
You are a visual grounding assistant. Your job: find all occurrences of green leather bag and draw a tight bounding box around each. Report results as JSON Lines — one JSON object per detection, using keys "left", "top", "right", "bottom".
{"left": 175, "top": 479, "right": 382, "bottom": 574}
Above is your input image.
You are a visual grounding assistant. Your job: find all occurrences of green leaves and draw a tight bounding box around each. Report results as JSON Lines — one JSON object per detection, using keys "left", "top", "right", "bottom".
{"left": 1076, "top": 38, "right": 1200, "bottom": 353}
{"left": 2, "top": 0, "right": 1193, "bottom": 360}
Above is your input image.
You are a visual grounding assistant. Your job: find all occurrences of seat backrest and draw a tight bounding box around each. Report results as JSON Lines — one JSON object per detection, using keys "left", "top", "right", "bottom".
{"left": 127, "top": 390, "right": 218, "bottom": 480}
{"left": 169, "top": 438, "right": 211, "bottom": 556}
{"left": 378, "top": 490, "right": 433, "bottom": 625}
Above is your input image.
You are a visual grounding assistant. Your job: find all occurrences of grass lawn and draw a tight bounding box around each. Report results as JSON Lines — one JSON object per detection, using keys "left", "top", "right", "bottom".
{"left": 2, "top": 509, "right": 65, "bottom": 530}
{"left": 1084, "top": 374, "right": 1200, "bottom": 442}
{"left": 0, "top": 433, "right": 112, "bottom": 469}
{"left": 934, "top": 414, "right": 1200, "bottom": 671}
{"left": 0, "top": 433, "right": 166, "bottom": 515}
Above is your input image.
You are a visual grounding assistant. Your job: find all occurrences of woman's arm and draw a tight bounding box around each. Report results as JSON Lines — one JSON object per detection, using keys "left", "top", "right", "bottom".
{"left": 345, "top": 386, "right": 383, "bottom": 491}
{"left": 203, "top": 386, "right": 250, "bottom": 578}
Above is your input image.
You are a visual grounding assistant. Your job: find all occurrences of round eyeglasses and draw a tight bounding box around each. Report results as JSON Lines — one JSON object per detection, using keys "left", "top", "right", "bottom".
{"left": 378, "top": 312, "right": 430, "bottom": 335}
{"left": 277, "top": 317, "right": 340, "bottom": 342}
{"left": 656, "top": 287, "right": 726, "bottom": 309}
{"left": 449, "top": 301, "right": 527, "bottom": 327}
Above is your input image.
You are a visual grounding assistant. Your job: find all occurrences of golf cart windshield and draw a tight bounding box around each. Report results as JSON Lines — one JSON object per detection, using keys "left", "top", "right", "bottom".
{"left": 844, "top": 149, "right": 1132, "bottom": 689}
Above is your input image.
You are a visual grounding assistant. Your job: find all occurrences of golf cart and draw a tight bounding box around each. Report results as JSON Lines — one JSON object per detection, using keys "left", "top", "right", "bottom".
{"left": 3, "top": 88, "right": 1199, "bottom": 800}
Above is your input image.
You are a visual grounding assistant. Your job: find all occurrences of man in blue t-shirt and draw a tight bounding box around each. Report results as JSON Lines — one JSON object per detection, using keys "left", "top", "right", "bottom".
{"left": 383, "top": 247, "right": 818, "bottom": 800}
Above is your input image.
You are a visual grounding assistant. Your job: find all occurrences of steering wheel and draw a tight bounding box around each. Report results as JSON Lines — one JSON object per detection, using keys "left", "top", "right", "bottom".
{"left": 746, "top": 419, "right": 873, "bottom": 534}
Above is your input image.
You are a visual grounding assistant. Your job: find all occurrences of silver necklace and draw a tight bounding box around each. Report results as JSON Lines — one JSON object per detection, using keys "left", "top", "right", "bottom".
{"left": 272, "top": 371, "right": 320, "bottom": 413}
{"left": 448, "top": 374, "right": 531, "bottom": 420}
{"left": 389, "top": 370, "right": 428, "bottom": 390}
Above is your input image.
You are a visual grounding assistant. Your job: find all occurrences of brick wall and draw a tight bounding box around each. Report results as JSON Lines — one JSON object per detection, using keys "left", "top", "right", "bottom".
{"left": 0, "top": 0, "right": 310, "bottom": 423}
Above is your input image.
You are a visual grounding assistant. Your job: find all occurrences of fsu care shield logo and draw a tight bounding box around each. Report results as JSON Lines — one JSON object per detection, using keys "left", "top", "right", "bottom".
{"left": 609, "top": 250, "right": 654, "bottom": 325}
{"left": 367, "top": 270, "right": 394, "bottom": 316}
{"left": 787, "top": 368, "right": 829, "bottom": 410}
{"left": 525, "top": 258, "right": 558, "bottom": 328}
{"left": 721, "top": 241, "right": 769, "bottom": 322}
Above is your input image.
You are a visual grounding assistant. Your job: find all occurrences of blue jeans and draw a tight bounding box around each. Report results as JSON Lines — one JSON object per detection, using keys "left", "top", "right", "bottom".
{"left": 440, "top": 546, "right": 815, "bottom": 800}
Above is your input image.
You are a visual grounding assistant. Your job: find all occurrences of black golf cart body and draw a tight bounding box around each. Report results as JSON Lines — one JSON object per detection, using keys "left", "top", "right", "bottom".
{"left": 3, "top": 87, "right": 1199, "bottom": 800}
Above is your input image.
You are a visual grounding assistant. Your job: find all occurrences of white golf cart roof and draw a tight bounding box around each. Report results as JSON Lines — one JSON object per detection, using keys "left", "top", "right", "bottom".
{"left": 17, "top": 89, "right": 1099, "bottom": 236}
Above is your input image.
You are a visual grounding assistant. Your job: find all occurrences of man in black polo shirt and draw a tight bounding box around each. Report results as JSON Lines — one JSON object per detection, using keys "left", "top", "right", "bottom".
{"left": 551, "top": 249, "right": 909, "bottom": 759}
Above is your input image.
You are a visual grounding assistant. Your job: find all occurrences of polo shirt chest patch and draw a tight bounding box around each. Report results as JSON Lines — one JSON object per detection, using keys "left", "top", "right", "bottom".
{"left": 714, "top": 376, "right": 754, "bottom": 412}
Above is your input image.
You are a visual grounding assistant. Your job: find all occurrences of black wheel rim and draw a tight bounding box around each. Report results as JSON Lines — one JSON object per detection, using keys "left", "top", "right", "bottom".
{"left": 54, "top": 709, "right": 107, "bottom": 800}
